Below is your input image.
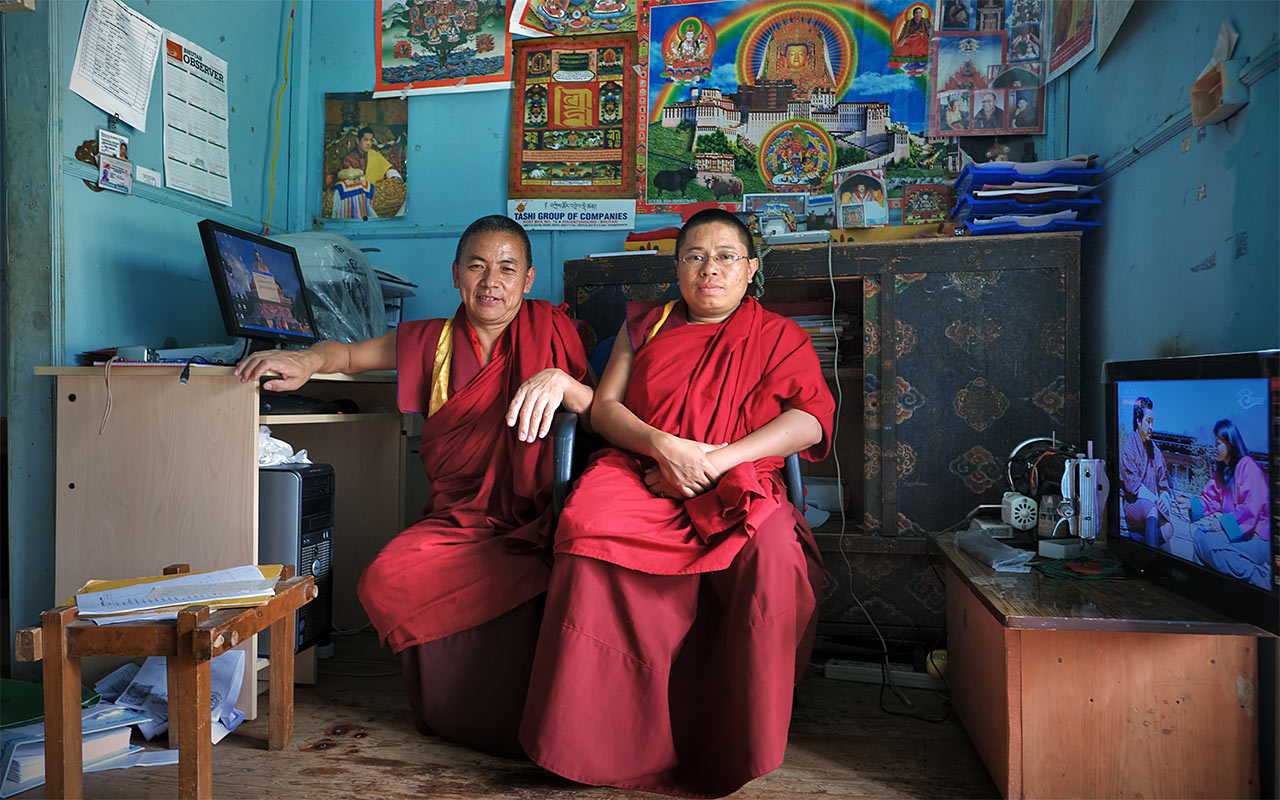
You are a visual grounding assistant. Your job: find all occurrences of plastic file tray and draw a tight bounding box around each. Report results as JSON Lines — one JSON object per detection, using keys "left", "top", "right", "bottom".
{"left": 953, "top": 163, "right": 1102, "bottom": 194}
{"left": 952, "top": 195, "right": 1101, "bottom": 221}
{"left": 963, "top": 217, "right": 1102, "bottom": 236}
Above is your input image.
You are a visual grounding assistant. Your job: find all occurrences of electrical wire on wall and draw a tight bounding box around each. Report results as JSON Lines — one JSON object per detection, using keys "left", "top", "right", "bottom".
{"left": 263, "top": 0, "right": 296, "bottom": 236}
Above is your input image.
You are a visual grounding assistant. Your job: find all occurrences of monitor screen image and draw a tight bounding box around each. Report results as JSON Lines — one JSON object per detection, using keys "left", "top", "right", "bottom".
{"left": 198, "top": 219, "right": 318, "bottom": 346}
{"left": 1113, "top": 377, "right": 1272, "bottom": 589}
{"left": 1105, "top": 350, "right": 1278, "bottom": 634}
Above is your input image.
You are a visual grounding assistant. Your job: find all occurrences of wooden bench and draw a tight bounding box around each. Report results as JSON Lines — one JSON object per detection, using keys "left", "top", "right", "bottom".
{"left": 14, "top": 564, "right": 318, "bottom": 799}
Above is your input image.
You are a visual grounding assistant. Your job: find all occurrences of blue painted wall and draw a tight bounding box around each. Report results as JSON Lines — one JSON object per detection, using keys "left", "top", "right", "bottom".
{"left": 303, "top": 0, "right": 676, "bottom": 323}
{"left": 2, "top": 0, "right": 304, "bottom": 662}
{"left": 1062, "top": 2, "right": 1279, "bottom": 440}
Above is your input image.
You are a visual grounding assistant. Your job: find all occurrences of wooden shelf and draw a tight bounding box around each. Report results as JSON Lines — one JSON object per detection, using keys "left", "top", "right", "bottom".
{"left": 821, "top": 367, "right": 863, "bottom": 379}
{"left": 261, "top": 412, "right": 402, "bottom": 425}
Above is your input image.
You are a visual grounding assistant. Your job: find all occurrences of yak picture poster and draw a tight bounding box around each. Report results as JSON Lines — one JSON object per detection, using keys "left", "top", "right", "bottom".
{"left": 638, "top": 0, "right": 955, "bottom": 214}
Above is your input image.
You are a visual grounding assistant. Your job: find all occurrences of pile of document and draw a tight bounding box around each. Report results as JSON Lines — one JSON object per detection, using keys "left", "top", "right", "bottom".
{"left": 0, "top": 702, "right": 153, "bottom": 798}
{"left": 74, "top": 564, "right": 283, "bottom": 625}
{"left": 788, "top": 314, "right": 853, "bottom": 370}
{"left": 96, "top": 652, "right": 247, "bottom": 744}
{"left": 951, "top": 155, "right": 1103, "bottom": 235}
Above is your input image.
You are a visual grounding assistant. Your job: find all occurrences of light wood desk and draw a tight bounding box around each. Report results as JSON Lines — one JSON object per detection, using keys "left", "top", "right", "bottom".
{"left": 36, "top": 365, "right": 410, "bottom": 718}
{"left": 936, "top": 532, "right": 1264, "bottom": 799}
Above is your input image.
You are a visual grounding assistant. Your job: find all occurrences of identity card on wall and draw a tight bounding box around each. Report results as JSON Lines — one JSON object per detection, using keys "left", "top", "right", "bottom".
{"left": 161, "top": 31, "right": 232, "bottom": 206}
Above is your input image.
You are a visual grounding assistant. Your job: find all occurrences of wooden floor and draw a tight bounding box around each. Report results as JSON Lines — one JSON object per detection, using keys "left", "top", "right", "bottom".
{"left": 20, "top": 632, "right": 998, "bottom": 799}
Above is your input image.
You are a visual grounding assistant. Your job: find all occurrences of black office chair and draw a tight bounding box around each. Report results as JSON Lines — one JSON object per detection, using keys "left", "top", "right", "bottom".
{"left": 552, "top": 412, "right": 805, "bottom": 514}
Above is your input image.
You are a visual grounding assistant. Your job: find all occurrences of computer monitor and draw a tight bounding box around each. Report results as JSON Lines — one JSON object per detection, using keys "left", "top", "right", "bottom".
{"left": 197, "top": 219, "right": 319, "bottom": 347}
{"left": 1104, "top": 350, "right": 1278, "bottom": 634}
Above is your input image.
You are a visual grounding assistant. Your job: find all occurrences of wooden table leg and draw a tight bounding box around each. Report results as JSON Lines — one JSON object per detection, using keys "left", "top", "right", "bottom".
{"left": 267, "top": 610, "right": 297, "bottom": 750}
{"left": 166, "top": 654, "right": 181, "bottom": 750}
{"left": 177, "top": 607, "right": 213, "bottom": 800}
{"left": 42, "top": 605, "right": 83, "bottom": 800}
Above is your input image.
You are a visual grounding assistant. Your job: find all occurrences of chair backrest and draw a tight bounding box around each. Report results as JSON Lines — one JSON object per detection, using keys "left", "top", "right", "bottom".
{"left": 552, "top": 411, "right": 805, "bottom": 515}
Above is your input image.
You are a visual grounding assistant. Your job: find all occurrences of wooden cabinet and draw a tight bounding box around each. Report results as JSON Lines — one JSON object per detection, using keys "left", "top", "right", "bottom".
{"left": 564, "top": 232, "right": 1081, "bottom": 641}
{"left": 38, "top": 366, "right": 408, "bottom": 717}
{"left": 937, "top": 533, "right": 1261, "bottom": 798}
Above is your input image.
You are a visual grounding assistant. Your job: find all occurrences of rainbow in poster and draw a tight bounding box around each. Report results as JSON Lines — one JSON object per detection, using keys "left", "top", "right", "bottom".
{"left": 639, "top": 0, "right": 954, "bottom": 213}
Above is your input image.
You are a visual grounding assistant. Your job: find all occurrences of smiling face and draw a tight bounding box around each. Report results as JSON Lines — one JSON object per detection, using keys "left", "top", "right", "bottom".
{"left": 675, "top": 221, "right": 759, "bottom": 324}
{"left": 452, "top": 230, "right": 535, "bottom": 331}
{"left": 982, "top": 94, "right": 996, "bottom": 113}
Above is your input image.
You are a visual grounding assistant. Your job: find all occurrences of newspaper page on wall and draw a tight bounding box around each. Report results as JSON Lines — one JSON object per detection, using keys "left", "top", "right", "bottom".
{"left": 162, "top": 31, "right": 232, "bottom": 206}
{"left": 68, "top": 0, "right": 163, "bottom": 132}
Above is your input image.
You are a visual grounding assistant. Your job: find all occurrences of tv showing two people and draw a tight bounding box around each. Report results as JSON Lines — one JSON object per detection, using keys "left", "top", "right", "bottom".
{"left": 211, "top": 230, "right": 316, "bottom": 340}
{"left": 1115, "top": 377, "right": 1272, "bottom": 590}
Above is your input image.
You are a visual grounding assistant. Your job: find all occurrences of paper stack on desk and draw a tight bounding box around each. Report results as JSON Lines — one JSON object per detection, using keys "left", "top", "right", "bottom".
{"left": 73, "top": 565, "right": 284, "bottom": 625}
{"left": 951, "top": 155, "right": 1103, "bottom": 235}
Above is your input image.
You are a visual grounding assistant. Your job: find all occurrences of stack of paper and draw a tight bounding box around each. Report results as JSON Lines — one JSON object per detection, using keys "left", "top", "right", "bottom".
{"left": 951, "top": 155, "right": 1103, "bottom": 235}
{"left": 788, "top": 314, "right": 853, "bottom": 370}
{"left": 0, "top": 703, "right": 151, "bottom": 798}
{"left": 74, "top": 565, "right": 283, "bottom": 625}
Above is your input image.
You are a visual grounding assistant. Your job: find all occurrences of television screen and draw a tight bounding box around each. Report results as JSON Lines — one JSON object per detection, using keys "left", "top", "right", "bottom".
{"left": 1105, "top": 351, "right": 1278, "bottom": 633}
{"left": 198, "top": 219, "right": 319, "bottom": 346}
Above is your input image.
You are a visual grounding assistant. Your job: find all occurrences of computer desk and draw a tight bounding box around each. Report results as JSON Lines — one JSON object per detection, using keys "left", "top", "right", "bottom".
{"left": 35, "top": 365, "right": 413, "bottom": 720}
{"left": 935, "top": 531, "right": 1267, "bottom": 798}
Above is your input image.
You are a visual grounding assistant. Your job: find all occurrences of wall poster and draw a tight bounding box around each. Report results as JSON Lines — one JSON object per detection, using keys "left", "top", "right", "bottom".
{"left": 929, "top": 29, "right": 1043, "bottom": 136}
{"left": 322, "top": 92, "right": 409, "bottom": 220}
{"left": 509, "top": 34, "right": 638, "bottom": 199}
{"left": 374, "top": 0, "right": 513, "bottom": 97}
{"left": 637, "top": 0, "right": 958, "bottom": 214}
{"left": 1046, "top": 0, "right": 1093, "bottom": 82}
{"left": 509, "top": 0, "right": 637, "bottom": 37}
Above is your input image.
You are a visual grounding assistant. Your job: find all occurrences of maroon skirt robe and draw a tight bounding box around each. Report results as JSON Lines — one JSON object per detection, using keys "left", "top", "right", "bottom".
{"left": 521, "top": 298, "right": 836, "bottom": 797}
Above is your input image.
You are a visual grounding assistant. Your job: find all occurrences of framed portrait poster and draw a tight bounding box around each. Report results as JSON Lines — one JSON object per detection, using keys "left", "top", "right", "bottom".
{"left": 374, "top": 0, "right": 513, "bottom": 97}
{"left": 1047, "top": 0, "right": 1094, "bottom": 82}
{"left": 636, "top": 0, "right": 951, "bottom": 214}
{"left": 321, "top": 92, "right": 409, "bottom": 220}
{"left": 929, "top": 30, "right": 1042, "bottom": 136}
{"left": 508, "top": 34, "right": 637, "bottom": 199}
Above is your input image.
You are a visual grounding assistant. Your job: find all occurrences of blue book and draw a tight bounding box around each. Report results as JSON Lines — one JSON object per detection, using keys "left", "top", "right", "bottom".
{"left": 0, "top": 702, "right": 150, "bottom": 798}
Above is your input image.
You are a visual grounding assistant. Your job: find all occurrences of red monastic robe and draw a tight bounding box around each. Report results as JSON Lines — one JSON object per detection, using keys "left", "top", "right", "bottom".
{"left": 357, "top": 299, "right": 588, "bottom": 653}
{"left": 521, "top": 298, "right": 836, "bottom": 798}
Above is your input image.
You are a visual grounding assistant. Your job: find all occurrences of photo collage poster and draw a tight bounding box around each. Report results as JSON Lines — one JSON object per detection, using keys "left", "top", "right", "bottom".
{"left": 930, "top": 0, "right": 1045, "bottom": 136}
{"left": 509, "top": 0, "right": 637, "bottom": 37}
{"left": 636, "top": 0, "right": 957, "bottom": 215}
{"left": 374, "top": 0, "right": 513, "bottom": 97}
{"left": 322, "top": 92, "right": 409, "bottom": 220}
{"left": 508, "top": 34, "right": 637, "bottom": 198}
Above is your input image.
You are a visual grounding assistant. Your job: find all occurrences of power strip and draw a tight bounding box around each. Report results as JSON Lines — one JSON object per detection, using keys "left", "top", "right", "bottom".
{"left": 763, "top": 230, "right": 832, "bottom": 244}
{"left": 823, "top": 659, "right": 944, "bottom": 690}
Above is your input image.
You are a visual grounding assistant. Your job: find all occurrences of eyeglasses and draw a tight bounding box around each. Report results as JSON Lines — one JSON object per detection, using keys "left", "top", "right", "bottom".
{"left": 677, "top": 252, "right": 747, "bottom": 266}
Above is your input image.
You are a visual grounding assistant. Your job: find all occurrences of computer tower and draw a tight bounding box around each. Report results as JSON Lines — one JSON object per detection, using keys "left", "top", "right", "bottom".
{"left": 258, "top": 463, "right": 334, "bottom": 657}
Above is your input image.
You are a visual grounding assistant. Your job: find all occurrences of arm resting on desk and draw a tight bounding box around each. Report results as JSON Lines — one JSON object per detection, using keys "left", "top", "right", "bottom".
{"left": 235, "top": 333, "right": 397, "bottom": 391}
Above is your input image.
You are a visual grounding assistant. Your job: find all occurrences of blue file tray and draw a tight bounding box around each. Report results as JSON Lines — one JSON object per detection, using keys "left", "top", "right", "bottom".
{"left": 952, "top": 195, "right": 1101, "bottom": 221}
{"left": 963, "top": 217, "right": 1102, "bottom": 236}
{"left": 953, "top": 162, "right": 1102, "bottom": 195}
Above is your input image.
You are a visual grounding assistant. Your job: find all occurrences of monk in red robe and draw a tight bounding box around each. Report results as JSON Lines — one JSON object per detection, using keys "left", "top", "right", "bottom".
{"left": 520, "top": 209, "right": 835, "bottom": 797}
{"left": 235, "top": 215, "right": 592, "bottom": 758}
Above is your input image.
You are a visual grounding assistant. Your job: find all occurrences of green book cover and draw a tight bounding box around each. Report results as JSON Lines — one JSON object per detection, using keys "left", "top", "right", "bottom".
{"left": 0, "top": 679, "right": 99, "bottom": 729}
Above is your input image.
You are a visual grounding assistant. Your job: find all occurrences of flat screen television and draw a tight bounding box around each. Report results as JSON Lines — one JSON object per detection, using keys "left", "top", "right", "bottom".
{"left": 1104, "top": 350, "right": 1279, "bottom": 634}
{"left": 197, "top": 219, "right": 319, "bottom": 347}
